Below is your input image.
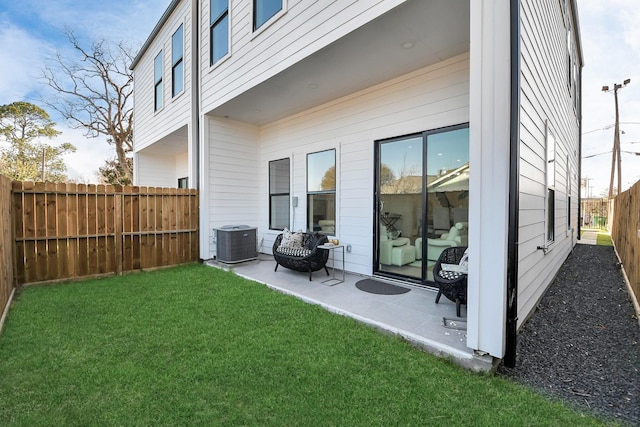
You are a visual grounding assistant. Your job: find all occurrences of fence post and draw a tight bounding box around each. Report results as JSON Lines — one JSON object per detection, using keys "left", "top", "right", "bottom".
{"left": 115, "top": 187, "right": 123, "bottom": 275}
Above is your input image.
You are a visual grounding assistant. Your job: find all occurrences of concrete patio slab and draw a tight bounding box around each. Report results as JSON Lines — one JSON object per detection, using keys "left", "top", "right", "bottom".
{"left": 205, "top": 254, "right": 495, "bottom": 372}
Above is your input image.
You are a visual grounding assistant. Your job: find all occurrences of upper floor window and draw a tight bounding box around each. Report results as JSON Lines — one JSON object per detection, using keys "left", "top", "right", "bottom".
{"left": 154, "top": 51, "right": 163, "bottom": 111}
{"left": 307, "top": 149, "right": 336, "bottom": 234}
{"left": 210, "top": 0, "right": 229, "bottom": 64}
{"left": 254, "top": 0, "right": 282, "bottom": 31}
{"left": 172, "top": 24, "right": 184, "bottom": 97}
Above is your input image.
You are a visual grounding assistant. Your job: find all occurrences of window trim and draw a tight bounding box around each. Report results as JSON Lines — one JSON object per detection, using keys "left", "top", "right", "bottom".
{"left": 171, "top": 24, "right": 184, "bottom": 97}
{"left": 153, "top": 50, "right": 163, "bottom": 111}
{"left": 210, "top": 0, "right": 230, "bottom": 66}
{"left": 252, "top": 0, "right": 286, "bottom": 35}
{"left": 269, "top": 157, "right": 290, "bottom": 231}
{"left": 177, "top": 177, "right": 188, "bottom": 189}
{"left": 306, "top": 148, "right": 336, "bottom": 234}
{"left": 545, "top": 121, "right": 556, "bottom": 244}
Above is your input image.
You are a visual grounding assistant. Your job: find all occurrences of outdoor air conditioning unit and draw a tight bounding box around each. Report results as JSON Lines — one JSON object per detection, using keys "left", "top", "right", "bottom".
{"left": 214, "top": 225, "right": 258, "bottom": 263}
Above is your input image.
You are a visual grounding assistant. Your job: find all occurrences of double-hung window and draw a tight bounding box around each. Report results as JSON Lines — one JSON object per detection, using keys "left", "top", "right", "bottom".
{"left": 254, "top": 0, "right": 282, "bottom": 31}
{"left": 210, "top": 0, "right": 229, "bottom": 65}
{"left": 154, "top": 51, "right": 163, "bottom": 111}
{"left": 171, "top": 24, "right": 184, "bottom": 97}
{"left": 269, "top": 158, "right": 290, "bottom": 230}
{"left": 546, "top": 123, "right": 556, "bottom": 243}
{"left": 307, "top": 149, "right": 336, "bottom": 233}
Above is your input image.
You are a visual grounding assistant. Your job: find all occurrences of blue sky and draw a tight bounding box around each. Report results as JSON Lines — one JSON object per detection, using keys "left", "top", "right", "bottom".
{"left": 0, "top": 0, "right": 168, "bottom": 181}
{"left": 1, "top": 0, "right": 639, "bottom": 193}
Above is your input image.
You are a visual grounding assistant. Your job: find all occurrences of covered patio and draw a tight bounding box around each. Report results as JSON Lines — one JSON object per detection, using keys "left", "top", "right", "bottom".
{"left": 206, "top": 254, "right": 494, "bottom": 372}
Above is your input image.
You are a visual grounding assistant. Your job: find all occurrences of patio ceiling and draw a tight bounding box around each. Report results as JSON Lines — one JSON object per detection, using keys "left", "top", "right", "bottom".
{"left": 136, "top": 125, "right": 188, "bottom": 156}
{"left": 211, "top": 0, "right": 470, "bottom": 125}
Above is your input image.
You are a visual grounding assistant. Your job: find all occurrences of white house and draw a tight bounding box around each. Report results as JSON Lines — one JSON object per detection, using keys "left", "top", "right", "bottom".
{"left": 131, "top": 0, "right": 583, "bottom": 363}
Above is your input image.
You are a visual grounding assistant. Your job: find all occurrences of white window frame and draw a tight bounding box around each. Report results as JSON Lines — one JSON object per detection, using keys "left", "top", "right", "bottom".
{"left": 153, "top": 50, "right": 163, "bottom": 111}
{"left": 171, "top": 24, "right": 184, "bottom": 97}
{"left": 252, "top": 0, "right": 287, "bottom": 37}
{"left": 210, "top": 0, "right": 230, "bottom": 66}
{"left": 545, "top": 121, "right": 556, "bottom": 244}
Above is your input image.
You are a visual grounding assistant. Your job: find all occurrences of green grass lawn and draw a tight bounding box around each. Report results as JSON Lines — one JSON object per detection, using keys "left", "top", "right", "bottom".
{"left": 0, "top": 265, "right": 612, "bottom": 426}
{"left": 596, "top": 232, "right": 613, "bottom": 246}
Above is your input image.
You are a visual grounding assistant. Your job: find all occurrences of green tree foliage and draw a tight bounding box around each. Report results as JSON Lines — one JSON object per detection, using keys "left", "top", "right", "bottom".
{"left": 320, "top": 165, "right": 336, "bottom": 191}
{"left": 0, "top": 102, "right": 76, "bottom": 182}
{"left": 98, "top": 157, "right": 132, "bottom": 185}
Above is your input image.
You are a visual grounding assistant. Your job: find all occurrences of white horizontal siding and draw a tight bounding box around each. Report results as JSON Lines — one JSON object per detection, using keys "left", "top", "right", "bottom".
{"left": 205, "top": 117, "right": 260, "bottom": 257}
{"left": 517, "top": 0, "right": 582, "bottom": 325}
{"left": 199, "top": 0, "right": 405, "bottom": 113}
{"left": 133, "top": 0, "right": 193, "bottom": 154}
{"left": 135, "top": 153, "right": 182, "bottom": 188}
{"left": 256, "top": 55, "right": 470, "bottom": 275}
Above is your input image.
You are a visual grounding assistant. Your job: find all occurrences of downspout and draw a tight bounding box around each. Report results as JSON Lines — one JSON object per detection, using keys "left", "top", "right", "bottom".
{"left": 504, "top": 0, "right": 521, "bottom": 368}
{"left": 577, "top": 67, "right": 583, "bottom": 241}
{"left": 193, "top": 0, "right": 200, "bottom": 191}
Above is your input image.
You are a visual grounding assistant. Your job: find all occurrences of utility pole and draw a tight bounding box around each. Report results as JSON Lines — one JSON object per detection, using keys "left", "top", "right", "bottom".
{"left": 602, "top": 79, "right": 630, "bottom": 199}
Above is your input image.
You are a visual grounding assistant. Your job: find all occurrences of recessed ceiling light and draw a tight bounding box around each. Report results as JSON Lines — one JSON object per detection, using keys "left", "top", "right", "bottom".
{"left": 308, "top": 83, "right": 318, "bottom": 89}
{"left": 401, "top": 41, "right": 414, "bottom": 49}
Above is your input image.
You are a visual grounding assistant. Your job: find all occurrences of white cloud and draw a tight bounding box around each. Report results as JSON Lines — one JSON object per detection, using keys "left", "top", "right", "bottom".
{"left": 0, "top": 21, "right": 54, "bottom": 104}
{"left": 55, "top": 127, "right": 115, "bottom": 184}
{"left": 577, "top": 0, "right": 640, "bottom": 196}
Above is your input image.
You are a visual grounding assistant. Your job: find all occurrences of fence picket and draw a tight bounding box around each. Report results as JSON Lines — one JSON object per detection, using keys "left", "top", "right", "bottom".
{"left": 1, "top": 180, "right": 199, "bottom": 287}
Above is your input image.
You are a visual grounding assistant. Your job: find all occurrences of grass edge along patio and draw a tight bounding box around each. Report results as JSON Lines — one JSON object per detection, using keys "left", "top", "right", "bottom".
{"left": 0, "top": 264, "right": 611, "bottom": 426}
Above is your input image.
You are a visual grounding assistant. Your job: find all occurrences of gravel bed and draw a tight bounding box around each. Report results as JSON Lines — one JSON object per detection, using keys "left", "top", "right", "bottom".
{"left": 497, "top": 244, "right": 639, "bottom": 426}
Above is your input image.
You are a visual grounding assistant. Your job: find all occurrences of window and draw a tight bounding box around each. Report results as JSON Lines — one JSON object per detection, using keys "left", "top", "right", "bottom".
{"left": 154, "top": 51, "right": 163, "bottom": 111}
{"left": 567, "top": 157, "right": 572, "bottom": 231}
{"left": 254, "top": 0, "right": 282, "bottom": 30}
{"left": 546, "top": 124, "right": 556, "bottom": 243}
{"left": 307, "top": 149, "right": 335, "bottom": 233}
{"left": 210, "top": 0, "right": 229, "bottom": 64}
{"left": 269, "top": 158, "right": 290, "bottom": 230}
{"left": 172, "top": 25, "right": 184, "bottom": 97}
{"left": 178, "top": 177, "right": 188, "bottom": 188}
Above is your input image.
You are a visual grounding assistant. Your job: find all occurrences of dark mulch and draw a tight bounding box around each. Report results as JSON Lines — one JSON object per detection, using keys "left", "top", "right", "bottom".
{"left": 498, "top": 244, "right": 640, "bottom": 426}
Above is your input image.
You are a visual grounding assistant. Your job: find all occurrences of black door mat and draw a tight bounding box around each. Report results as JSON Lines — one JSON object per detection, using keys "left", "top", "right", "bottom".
{"left": 355, "top": 279, "right": 411, "bottom": 295}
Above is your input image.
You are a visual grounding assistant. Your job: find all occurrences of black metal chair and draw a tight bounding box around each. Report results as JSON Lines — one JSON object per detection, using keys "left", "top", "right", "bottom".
{"left": 273, "top": 232, "right": 330, "bottom": 281}
{"left": 433, "top": 246, "right": 468, "bottom": 317}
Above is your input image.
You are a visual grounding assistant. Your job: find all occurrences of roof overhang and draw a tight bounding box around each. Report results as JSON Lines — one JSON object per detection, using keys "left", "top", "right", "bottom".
{"left": 209, "top": 0, "right": 470, "bottom": 125}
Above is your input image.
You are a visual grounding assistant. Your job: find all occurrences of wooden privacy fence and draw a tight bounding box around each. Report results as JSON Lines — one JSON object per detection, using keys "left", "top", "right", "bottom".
{"left": 0, "top": 175, "right": 14, "bottom": 320}
{"left": 11, "top": 182, "right": 199, "bottom": 285}
{"left": 611, "top": 181, "right": 640, "bottom": 303}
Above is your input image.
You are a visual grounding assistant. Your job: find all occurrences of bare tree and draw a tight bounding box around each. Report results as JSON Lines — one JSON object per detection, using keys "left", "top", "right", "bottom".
{"left": 41, "top": 31, "right": 134, "bottom": 182}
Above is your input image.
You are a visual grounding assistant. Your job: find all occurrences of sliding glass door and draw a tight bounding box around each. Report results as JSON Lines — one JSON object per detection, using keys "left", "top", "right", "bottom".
{"left": 374, "top": 124, "right": 469, "bottom": 284}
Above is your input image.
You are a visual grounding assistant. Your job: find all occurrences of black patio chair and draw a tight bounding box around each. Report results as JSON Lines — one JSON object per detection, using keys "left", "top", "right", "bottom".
{"left": 273, "top": 232, "right": 330, "bottom": 281}
{"left": 433, "top": 246, "right": 468, "bottom": 317}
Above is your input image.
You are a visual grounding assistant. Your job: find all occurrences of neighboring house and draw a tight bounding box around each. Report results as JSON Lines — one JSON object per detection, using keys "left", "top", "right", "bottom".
{"left": 131, "top": 0, "right": 583, "bottom": 362}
